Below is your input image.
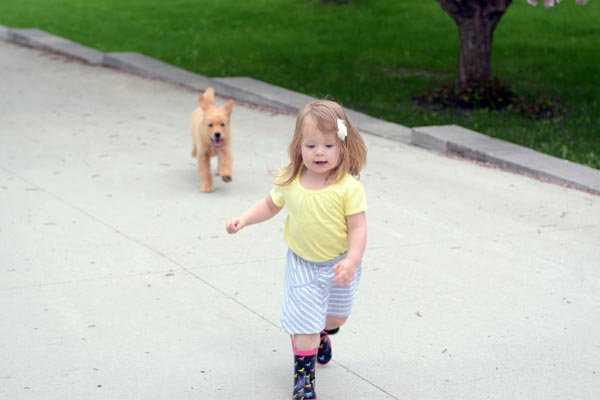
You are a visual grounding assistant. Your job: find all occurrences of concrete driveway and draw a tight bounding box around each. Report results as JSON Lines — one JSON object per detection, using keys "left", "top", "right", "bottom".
{"left": 1, "top": 38, "right": 599, "bottom": 400}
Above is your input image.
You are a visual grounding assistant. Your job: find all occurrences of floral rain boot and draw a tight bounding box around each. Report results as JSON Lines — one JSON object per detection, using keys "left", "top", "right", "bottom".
{"left": 317, "top": 331, "right": 332, "bottom": 365}
{"left": 317, "top": 327, "right": 339, "bottom": 365}
{"left": 293, "top": 348, "right": 318, "bottom": 400}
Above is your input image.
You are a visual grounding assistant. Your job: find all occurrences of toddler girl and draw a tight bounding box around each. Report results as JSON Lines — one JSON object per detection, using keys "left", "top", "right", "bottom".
{"left": 226, "top": 99, "right": 367, "bottom": 399}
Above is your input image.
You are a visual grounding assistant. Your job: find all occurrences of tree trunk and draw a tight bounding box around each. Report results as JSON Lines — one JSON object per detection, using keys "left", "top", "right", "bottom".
{"left": 438, "top": 0, "right": 512, "bottom": 86}
{"left": 457, "top": 16, "right": 495, "bottom": 84}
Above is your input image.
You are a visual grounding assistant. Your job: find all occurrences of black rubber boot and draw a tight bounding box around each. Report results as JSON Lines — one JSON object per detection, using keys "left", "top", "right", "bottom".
{"left": 324, "top": 327, "right": 340, "bottom": 335}
{"left": 293, "top": 348, "right": 318, "bottom": 400}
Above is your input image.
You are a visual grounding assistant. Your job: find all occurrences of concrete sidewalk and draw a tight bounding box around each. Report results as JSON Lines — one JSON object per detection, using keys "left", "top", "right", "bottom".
{"left": 1, "top": 37, "right": 599, "bottom": 400}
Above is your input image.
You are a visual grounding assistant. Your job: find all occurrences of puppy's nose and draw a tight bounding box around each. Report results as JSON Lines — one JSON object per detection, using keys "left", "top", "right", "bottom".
{"left": 215, "top": 132, "right": 221, "bottom": 139}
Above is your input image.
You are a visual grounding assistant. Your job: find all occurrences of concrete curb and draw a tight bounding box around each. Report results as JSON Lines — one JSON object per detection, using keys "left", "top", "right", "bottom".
{"left": 0, "top": 24, "right": 11, "bottom": 40}
{"left": 102, "top": 53, "right": 299, "bottom": 112}
{"left": 2, "top": 26, "right": 300, "bottom": 112}
{"left": 214, "top": 77, "right": 413, "bottom": 143}
{"left": 2, "top": 24, "right": 599, "bottom": 195}
{"left": 8, "top": 28, "right": 105, "bottom": 64}
{"left": 411, "top": 125, "right": 600, "bottom": 194}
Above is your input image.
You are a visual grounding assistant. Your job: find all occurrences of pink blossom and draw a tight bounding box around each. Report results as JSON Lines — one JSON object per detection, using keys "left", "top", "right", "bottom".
{"left": 527, "top": 0, "right": 561, "bottom": 6}
{"left": 527, "top": 0, "right": 588, "bottom": 6}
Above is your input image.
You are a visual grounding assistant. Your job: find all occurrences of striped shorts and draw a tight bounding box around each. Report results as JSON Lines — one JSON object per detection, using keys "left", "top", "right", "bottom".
{"left": 280, "top": 249, "right": 362, "bottom": 335}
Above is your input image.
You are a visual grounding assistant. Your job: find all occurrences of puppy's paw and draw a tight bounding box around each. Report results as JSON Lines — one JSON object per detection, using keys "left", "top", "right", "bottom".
{"left": 222, "top": 175, "right": 232, "bottom": 183}
{"left": 200, "top": 183, "right": 214, "bottom": 193}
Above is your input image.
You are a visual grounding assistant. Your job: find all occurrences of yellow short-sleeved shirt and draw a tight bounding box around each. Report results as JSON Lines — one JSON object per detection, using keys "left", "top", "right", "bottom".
{"left": 270, "top": 173, "right": 367, "bottom": 262}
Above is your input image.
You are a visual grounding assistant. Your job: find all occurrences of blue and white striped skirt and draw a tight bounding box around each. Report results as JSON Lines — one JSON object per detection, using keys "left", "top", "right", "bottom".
{"left": 280, "top": 249, "right": 362, "bottom": 335}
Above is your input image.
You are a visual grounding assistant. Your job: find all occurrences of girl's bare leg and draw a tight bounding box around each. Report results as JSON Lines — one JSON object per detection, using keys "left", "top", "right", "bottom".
{"left": 293, "top": 333, "right": 320, "bottom": 350}
{"left": 325, "top": 315, "right": 347, "bottom": 331}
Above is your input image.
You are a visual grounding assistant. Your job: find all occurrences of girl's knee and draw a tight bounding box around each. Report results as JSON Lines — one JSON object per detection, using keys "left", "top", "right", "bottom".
{"left": 325, "top": 315, "right": 348, "bottom": 330}
{"left": 293, "top": 333, "right": 320, "bottom": 350}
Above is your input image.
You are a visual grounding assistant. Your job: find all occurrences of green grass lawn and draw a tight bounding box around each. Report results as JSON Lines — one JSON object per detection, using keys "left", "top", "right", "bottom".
{"left": 1, "top": 0, "right": 598, "bottom": 168}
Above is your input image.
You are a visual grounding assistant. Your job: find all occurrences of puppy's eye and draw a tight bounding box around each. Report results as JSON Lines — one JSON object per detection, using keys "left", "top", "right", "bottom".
{"left": 221, "top": 123, "right": 225, "bottom": 127}
{"left": 208, "top": 123, "right": 213, "bottom": 128}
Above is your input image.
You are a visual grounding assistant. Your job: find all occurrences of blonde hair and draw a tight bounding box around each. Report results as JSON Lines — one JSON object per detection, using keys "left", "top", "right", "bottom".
{"left": 278, "top": 100, "right": 367, "bottom": 186}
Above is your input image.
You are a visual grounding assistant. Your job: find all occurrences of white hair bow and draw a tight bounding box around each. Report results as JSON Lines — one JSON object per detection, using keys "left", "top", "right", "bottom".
{"left": 337, "top": 118, "right": 347, "bottom": 141}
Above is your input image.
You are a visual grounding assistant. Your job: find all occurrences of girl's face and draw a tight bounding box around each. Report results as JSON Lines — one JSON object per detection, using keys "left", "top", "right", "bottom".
{"left": 299, "top": 117, "right": 340, "bottom": 179}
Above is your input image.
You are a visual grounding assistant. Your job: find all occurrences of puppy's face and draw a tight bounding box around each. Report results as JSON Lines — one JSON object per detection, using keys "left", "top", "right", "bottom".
{"left": 199, "top": 95, "right": 234, "bottom": 149}
{"left": 203, "top": 107, "right": 231, "bottom": 149}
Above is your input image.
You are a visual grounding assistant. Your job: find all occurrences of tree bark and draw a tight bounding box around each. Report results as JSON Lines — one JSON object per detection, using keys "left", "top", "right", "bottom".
{"left": 438, "top": 0, "right": 512, "bottom": 86}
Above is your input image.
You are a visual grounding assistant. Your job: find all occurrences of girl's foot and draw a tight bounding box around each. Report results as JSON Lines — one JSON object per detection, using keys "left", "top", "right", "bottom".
{"left": 317, "top": 331, "right": 332, "bottom": 365}
{"left": 293, "top": 348, "right": 318, "bottom": 399}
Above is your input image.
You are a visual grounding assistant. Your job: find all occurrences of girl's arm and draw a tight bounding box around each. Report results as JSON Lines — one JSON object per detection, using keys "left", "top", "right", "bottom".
{"left": 333, "top": 211, "right": 367, "bottom": 286}
{"left": 226, "top": 195, "right": 282, "bottom": 234}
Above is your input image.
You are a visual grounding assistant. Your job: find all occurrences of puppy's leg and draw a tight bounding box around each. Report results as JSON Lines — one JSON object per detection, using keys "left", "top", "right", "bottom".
{"left": 217, "top": 150, "right": 232, "bottom": 182}
{"left": 197, "top": 153, "right": 214, "bottom": 192}
{"left": 191, "top": 129, "right": 198, "bottom": 158}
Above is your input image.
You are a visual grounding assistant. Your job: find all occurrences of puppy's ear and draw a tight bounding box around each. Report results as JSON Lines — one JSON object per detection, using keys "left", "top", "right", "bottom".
{"left": 224, "top": 100, "right": 235, "bottom": 116}
{"left": 203, "top": 87, "right": 215, "bottom": 102}
{"left": 199, "top": 87, "right": 215, "bottom": 110}
{"left": 199, "top": 96, "right": 209, "bottom": 110}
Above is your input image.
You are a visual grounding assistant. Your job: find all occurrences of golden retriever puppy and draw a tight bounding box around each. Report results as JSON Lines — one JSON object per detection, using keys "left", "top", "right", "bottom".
{"left": 191, "top": 87, "right": 234, "bottom": 192}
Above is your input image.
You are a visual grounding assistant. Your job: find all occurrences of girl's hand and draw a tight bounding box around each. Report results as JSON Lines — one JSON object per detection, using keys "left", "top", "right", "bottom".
{"left": 226, "top": 196, "right": 282, "bottom": 235}
{"left": 333, "top": 258, "right": 358, "bottom": 286}
{"left": 226, "top": 217, "right": 244, "bottom": 234}
{"left": 334, "top": 212, "right": 366, "bottom": 286}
